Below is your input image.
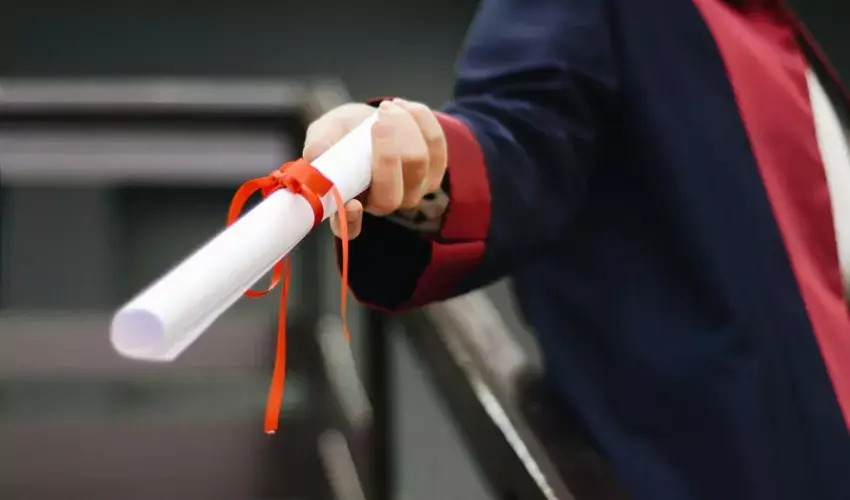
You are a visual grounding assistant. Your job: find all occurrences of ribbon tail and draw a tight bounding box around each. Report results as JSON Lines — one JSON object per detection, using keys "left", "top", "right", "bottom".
{"left": 330, "top": 187, "right": 351, "bottom": 343}
{"left": 264, "top": 256, "right": 291, "bottom": 435}
{"left": 232, "top": 160, "right": 352, "bottom": 435}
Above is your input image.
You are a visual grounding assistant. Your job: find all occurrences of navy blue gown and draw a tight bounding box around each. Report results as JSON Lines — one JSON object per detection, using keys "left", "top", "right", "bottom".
{"left": 341, "top": 1, "right": 850, "bottom": 498}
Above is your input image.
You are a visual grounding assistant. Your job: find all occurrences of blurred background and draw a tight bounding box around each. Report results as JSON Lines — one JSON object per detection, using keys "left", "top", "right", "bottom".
{"left": 0, "top": 1, "right": 847, "bottom": 499}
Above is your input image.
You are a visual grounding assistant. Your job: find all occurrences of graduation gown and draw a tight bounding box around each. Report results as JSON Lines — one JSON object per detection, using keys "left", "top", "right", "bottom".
{"left": 342, "top": 0, "right": 850, "bottom": 498}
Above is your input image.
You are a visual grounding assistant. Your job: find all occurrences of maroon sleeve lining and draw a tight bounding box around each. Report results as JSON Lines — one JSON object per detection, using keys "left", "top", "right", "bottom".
{"left": 434, "top": 112, "right": 492, "bottom": 242}
{"left": 333, "top": 104, "right": 493, "bottom": 310}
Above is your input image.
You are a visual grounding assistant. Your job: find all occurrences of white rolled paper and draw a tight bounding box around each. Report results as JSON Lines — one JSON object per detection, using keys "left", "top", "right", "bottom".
{"left": 110, "top": 113, "right": 377, "bottom": 361}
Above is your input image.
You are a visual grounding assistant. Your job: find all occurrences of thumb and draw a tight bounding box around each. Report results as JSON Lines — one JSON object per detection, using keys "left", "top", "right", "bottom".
{"left": 303, "top": 128, "right": 340, "bottom": 162}
{"left": 304, "top": 103, "right": 375, "bottom": 162}
{"left": 330, "top": 200, "right": 364, "bottom": 240}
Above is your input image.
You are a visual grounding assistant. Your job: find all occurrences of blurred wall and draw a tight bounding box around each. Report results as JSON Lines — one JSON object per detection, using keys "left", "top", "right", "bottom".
{"left": 2, "top": 0, "right": 847, "bottom": 97}
{"left": 0, "top": 0, "right": 478, "bottom": 105}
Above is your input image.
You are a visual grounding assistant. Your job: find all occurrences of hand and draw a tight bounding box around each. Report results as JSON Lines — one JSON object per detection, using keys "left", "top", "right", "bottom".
{"left": 303, "top": 99, "right": 448, "bottom": 240}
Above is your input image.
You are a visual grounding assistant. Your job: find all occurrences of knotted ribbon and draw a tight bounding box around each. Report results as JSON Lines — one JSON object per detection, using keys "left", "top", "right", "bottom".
{"left": 227, "top": 158, "right": 350, "bottom": 434}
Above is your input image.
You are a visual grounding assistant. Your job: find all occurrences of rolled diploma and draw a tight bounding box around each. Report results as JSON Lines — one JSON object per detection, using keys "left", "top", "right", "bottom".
{"left": 110, "top": 113, "right": 377, "bottom": 362}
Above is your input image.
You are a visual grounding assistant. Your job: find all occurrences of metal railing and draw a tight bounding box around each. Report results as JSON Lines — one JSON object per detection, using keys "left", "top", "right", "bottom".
{"left": 402, "top": 294, "right": 630, "bottom": 500}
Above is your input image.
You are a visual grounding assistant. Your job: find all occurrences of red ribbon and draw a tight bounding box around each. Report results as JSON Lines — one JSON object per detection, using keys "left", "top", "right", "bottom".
{"left": 228, "top": 158, "right": 350, "bottom": 434}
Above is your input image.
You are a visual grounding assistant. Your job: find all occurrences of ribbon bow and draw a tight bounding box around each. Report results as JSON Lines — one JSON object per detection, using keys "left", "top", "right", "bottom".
{"left": 228, "top": 158, "right": 350, "bottom": 434}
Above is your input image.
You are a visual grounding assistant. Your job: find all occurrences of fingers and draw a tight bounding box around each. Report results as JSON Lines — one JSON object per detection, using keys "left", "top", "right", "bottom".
{"left": 368, "top": 100, "right": 436, "bottom": 213}
{"left": 367, "top": 102, "right": 407, "bottom": 215}
{"left": 387, "top": 101, "right": 429, "bottom": 209}
{"left": 330, "top": 200, "right": 364, "bottom": 240}
{"left": 303, "top": 121, "right": 345, "bottom": 162}
{"left": 303, "top": 103, "right": 374, "bottom": 161}
{"left": 394, "top": 98, "right": 447, "bottom": 194}
{"left": 307, "top": 99, "right": 446, "bottom": 237}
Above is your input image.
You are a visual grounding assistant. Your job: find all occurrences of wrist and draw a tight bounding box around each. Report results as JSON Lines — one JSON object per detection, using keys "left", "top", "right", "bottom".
{"left": 385, "top": 184, "right": 450, "bottom": 235}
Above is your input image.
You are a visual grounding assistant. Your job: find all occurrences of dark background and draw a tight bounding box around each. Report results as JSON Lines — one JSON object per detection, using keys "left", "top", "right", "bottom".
{"left": 1, "top": 0, "right": 847, "bottom": 103}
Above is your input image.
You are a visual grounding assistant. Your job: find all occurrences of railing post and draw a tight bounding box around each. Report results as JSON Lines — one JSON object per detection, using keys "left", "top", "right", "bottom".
{"left": 364, "top": 308, "right": 392, "bottom": 500}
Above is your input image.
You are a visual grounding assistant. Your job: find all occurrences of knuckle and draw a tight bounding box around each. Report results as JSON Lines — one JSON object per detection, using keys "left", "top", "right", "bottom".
{"left": 426, "top": 141, "right": 447, "bottom": 171}
{"left": 400, "top": 192, "right": 424, "bottom": 210}
{"left": 369, "top": 194, "right": 400, "bottom": 215}
{"left": 372, "top": 119, "right": 396, "bottom": 141}
{"left": 375, "top": 151, "right": 400, "bottom": 171}
{"left": 425, "top": 177, "right": 444, "bottom": 195}
{"left": 405, "top": 101, "right": 431, "bottom": 116}
{"left": 424, "top": 130, "right": 446, "bottom": 149}
{"left": 401, "top": 153, "right": 428, "bottom": 187}
{"left": 309, "top": 102, "right": 370, "bottom": 138}
{"left": 425, "top": 162, "right": 447, "bottom": 194}
{"left": 369, "top": 174, "right": 402, "bottom": 215}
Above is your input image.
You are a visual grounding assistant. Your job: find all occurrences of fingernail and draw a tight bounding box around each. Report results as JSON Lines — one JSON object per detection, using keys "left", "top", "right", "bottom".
{"left": 303, "top": 141, "right": 327, "bottom": 161}
{"left": 393, "top": 97, "right": 409, "bottom": 107}
{"left": 379, "top": 100, "right": 402, "bottom": 114}
{"left": 347, "top": 203, "right": 362, "bottom": 221}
